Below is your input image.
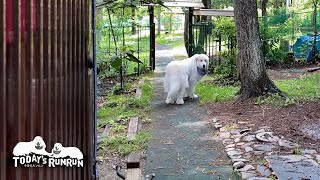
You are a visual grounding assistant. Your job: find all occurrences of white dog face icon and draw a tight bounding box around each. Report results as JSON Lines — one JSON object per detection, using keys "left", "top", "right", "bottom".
{"left": 52, "top": 143, "right": 63, "bottom": 155}
{"left": 33, "top": 136, "right": 46, "bottom": 150}
{"left": 51, "top": 143, "right": 83, "bottom": 160}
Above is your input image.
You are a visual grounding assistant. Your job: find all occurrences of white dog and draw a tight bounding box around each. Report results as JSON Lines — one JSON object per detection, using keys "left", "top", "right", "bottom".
{"left": 13, "top": 136, "right": 49, "bottom": 156}
{"left": 51, "top": 143, "right": 83, "bottom": 160}
{"left": 164, "top": 54, "right": 209, "bottom": 104}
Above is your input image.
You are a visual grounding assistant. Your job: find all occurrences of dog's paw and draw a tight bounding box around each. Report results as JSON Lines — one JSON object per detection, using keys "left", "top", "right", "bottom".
{"left": 176, "top": 98, "right": 184, "bottom": 104}
{"left": 193, "top": 94, "right": 198, "bottom": 98}
{"left": 166, "top": 98, "right": 174, "bottom": 104}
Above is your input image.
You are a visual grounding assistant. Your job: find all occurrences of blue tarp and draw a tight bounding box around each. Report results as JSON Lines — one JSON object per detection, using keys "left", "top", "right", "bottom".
{"left": 292, "top": 35, "right": 320, "bottom": 62}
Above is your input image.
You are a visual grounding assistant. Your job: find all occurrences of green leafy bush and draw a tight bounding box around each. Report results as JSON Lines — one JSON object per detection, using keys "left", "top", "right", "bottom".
{"left": 212, "top": 17, "right": 236, "bottom": 38}
{"left": 214, "top": 51, "right": 237, "bottom": 78}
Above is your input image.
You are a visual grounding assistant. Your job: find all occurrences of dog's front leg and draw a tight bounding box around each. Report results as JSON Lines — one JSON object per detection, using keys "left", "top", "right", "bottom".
{"left": 190, "top": 85, "right": 198, "bottom": 98}
{"left": 186, "top": 82, "right": 198, "bottom": 98}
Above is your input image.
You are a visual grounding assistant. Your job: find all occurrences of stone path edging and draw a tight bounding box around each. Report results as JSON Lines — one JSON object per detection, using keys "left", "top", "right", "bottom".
{"left": 213, "top": 118, "right": 320, "bottom": 180}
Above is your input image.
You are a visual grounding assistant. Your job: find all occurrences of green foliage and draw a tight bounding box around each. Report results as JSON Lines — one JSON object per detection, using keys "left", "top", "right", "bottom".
{"left": 212, "top": 17, "right": 236, "bottom": 38}
{"left": 211, "top": 0, "right": 233, "bottom": 9}
{"left": 255, "top": 74, "right": 320, "bottom": 107}
{"left": 259, "top": 10, "right": 320, "bottom": 65}
{"left": 214, "top": 52, "right": 236, "bottom": 75}
{"left": 213, "top": 51, "right": 238, "bottom": 85}
{"left": 110, "top": 47, "right": 143, "bottom": 72}
{"left": 255, "top": 94, "right": 296, "bottom": 107}
{"left": 96, "top": 0, "right": 164, "bottom": 9}
{"left": 96, "top": 6, "right": 151, "bottom": 80}
{"left": 211, "top": 17, "right": 237, "bottom": 55}
{"left": 264, "top": 46, "right": 290, "bottom": 66}
{"left": 294, "top": 147, "right": 302, "bottom": 155}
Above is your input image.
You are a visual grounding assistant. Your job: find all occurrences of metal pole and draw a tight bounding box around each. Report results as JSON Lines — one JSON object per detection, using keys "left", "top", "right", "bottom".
{"left": 188, "top": 7, "right": 193, "bottom": 57}
{"left": 149, "top": 6, "right": 155, "bottom": 71}
{"left": 92, "top": 0, "right": 98, "bottom": 179}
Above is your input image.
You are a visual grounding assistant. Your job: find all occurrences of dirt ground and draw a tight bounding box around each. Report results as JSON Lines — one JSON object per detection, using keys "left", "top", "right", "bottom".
{"left": 97, "top": 76, "right": 148, "bottom": 180}
{"left": 268, "top": 64, "right": 320, "bottom": 80}
{"left": 208, "top": 65, "right": 320, "bottom": 152}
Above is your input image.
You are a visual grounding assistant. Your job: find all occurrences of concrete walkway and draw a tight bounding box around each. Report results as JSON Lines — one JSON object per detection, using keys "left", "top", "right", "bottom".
{"left": 145, "top": 44, "right": 240, "bottom": 180}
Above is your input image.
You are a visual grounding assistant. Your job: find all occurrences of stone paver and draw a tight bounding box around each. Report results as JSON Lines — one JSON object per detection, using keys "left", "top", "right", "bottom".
{"left": 266, "top": 155, "right": 320, "bottom": 180}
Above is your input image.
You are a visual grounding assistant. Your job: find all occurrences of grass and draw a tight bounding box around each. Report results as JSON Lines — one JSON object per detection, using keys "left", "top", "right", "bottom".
{"left": 155, "top": 33, "right": 184, "bottom": 45}
{"left": 100, "top": 130, "right": 152, "bottom": 156}
{"left": 196, "top": 74, "right": 319, "bottom": 107}
{"left": 256, "top": 74, "right": 320, "bottom": 107}
{"left": 171, "top": 37, "right": 184, "bottom": 48}
{"left": 196, "top": 76, "right": 239, "bottom": 104}
{"left": 97, "top": 76, "right": 153, "bottom": 156}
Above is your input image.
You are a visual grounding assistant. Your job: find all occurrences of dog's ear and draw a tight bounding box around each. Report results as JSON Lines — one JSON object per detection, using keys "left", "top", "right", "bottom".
{"left": 193, "top": 54, "right": 200, "bottom": 61}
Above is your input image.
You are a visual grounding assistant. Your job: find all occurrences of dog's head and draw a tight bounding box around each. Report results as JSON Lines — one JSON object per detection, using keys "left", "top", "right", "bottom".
{"left": 195, "top": 54, "right": 209, "bottom": 76}
{"left": 52, "top": 143, "right": 63, "bottom": 155}
{"left": 33, "top": 136, "right": 46, "bottom": 150}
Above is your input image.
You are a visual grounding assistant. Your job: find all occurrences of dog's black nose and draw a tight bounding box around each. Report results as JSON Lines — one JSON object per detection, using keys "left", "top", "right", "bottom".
{"left": 203, "top": 65, "right": 206, "bottom": 68}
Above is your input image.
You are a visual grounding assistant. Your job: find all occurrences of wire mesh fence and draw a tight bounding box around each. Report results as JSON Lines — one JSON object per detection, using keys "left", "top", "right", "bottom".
{"left": 260, "top": 11, "right": 320, "bottom": 64}
{"left": 96, "top": 7, "right": 151, "bottom": 79}
{"left": 190, "top": 21, "right": 236, "bottom": 67}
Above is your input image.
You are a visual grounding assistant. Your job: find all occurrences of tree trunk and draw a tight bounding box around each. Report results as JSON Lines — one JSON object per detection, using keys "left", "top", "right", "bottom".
{"left": 261, "top": 0, "right": 268, "bottom": 59}
{"left": 234, "top": 0, "right": 283, "bottom": 102}
{"left": 312, "top": 1, "right": 318, "bottom": 64}
{"left": 261, "top": 0, "right": 268, "bottom": 17}
{"left": 274, "top": 0, "right": 280, "bottom": 8}
{"left": 157, "top": 6, "right": 161, "bottom": 35}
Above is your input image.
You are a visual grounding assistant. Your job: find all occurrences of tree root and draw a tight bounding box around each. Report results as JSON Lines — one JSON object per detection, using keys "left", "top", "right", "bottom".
{"left": 234, "top": 81, "right": 287, "bottom": 104}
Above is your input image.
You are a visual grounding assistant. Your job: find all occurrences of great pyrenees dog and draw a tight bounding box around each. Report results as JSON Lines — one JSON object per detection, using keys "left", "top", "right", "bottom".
{"left": 164, "top": 54, "right": 209, "bottom": 104}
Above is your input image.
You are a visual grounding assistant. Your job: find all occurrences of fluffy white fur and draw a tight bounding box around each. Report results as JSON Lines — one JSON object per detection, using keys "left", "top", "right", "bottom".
{"left": 51, "top": 143, "right": 83, "bottom": 159}
{"left": 164, "top": 54, "right": 209, "bottom": 104}
{"left": 13, "top": 136, "right": 49, "bottom": 156}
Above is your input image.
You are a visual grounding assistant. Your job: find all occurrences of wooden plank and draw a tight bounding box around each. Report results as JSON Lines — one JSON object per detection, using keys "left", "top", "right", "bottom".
{"left": 101, "top": 125, "right": 110, "bottom": 138}
{"left": 127, "top": 117, "right": 139, "bottom": 140}
{"left": 135, "top": 88, "right": 142, "bottom": 99}
{"left": 142, "top": 1, "right": 204, "bottom": 7}
{"left": 135, "top": 79, "right": 144, "bottom": 99}
{"left": 127, "top": 153, "right": 140, "bottom": 169}
{"left": 138, "top": 79, "right": 144, "bottom": 86}
{"left": 307, "top": 67, "right": 320, "bottom": 72}
{"left": 193, "top": 9, "right": 234, "bottom": 16}
{"left": 126, "top": 168, "right": 141, "bottom": 180}
{"left": 163, "top": 1, "right": 204, "bottom": 8}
